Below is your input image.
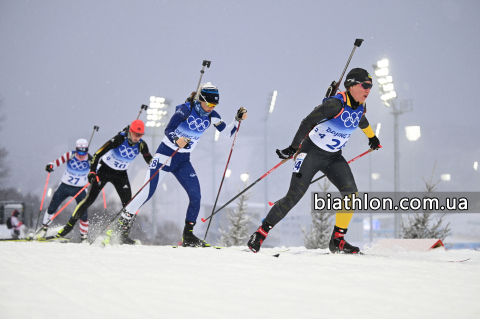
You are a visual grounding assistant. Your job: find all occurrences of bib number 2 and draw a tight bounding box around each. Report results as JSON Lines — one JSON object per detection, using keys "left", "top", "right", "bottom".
{"left": 326, "top": 139, "right": 348, "bottom": 150}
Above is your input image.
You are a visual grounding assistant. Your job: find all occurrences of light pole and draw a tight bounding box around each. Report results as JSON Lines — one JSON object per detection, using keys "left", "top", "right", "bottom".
{"left": 369, "top": 123, "right": 381, "bottom": 243}
{"left": 373, "top": 59, "right": 412, "bottom": 238}
{"left": 264, "top": 91, "right": 277, "bottom": 215}
{"left": 146, "top": 96, "right": 170, "bottom": 238}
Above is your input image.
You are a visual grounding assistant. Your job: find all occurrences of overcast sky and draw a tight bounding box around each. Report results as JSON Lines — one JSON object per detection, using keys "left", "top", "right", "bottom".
{"left": 1, "top": 0, "right": 479, "bottom": 222}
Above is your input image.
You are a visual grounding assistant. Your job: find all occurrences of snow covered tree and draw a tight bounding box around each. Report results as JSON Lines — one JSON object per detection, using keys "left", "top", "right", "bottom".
{"left": 217, "top": 182, "right": 255, "bottom": 247}
{"left": 401, "top": 161, "right": 451, "bottom": 241}
{"left": 301, "top": 178, "right": 335, "bottom": 249}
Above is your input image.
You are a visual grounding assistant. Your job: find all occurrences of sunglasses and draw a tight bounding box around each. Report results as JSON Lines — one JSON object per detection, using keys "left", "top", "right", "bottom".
{"left": 206, "top": 102, "right": 218, "bottom": 108}
{"left": 76, "top": 147, "right": 88, "bottom": 155}
{"left": 356, "top": 81, "right": 373, "bottom": 90}
{"left": 200, "top": 93, "right": 218, "bottom": 108}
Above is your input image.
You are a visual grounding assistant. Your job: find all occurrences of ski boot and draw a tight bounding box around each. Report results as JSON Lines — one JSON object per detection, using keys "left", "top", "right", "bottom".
{"left": 102, "top": 209, "right": 133, "bottom": 246}
{"left": 35, "top": 225, "right": 48, "bottom": 239}
{"left": 56, "top": 219, "right": 76, "bottom": 238}
{"left": 119, "top": 232, "right": 140, "bottom": 245}
{"left": 119, "top": 224, "right": 140, "bottom": 245}
{"left": 329, "top": 225, "right": 360, "bottom": 254}
{"left": 182, "top": 220, "right": 210, "bottom": 247}
{"left": 80, "top": 233, "right": 88, "bottom": 243}
{"left": 247, "top": 220, "right": 272, "bottom": 253}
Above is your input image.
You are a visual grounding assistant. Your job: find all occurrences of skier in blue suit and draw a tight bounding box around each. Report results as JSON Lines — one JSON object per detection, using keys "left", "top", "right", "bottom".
{"left": 107, "top": 83, "right": 248, "bottom": 246}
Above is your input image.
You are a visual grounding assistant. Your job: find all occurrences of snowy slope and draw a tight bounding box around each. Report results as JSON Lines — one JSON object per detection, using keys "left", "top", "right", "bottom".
{"left": 0, "top": 243, "right": 479, "bottom": 319}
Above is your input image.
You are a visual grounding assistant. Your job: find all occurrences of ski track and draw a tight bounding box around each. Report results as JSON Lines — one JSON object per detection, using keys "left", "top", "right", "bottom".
{"left": 0, "top": 243, "right": 479, "bottom": 319}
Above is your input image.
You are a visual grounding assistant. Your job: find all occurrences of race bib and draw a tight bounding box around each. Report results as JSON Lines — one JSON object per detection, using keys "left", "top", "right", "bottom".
{"left": 150, "top": 153, "right": 171, "bottom": 169}
{"left": 293, "top": 153, "right": 307, "bottom": 173}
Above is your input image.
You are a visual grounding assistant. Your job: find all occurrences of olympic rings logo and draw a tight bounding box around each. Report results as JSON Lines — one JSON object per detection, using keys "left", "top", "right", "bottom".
{"left": 187, "top": 116, "right": 210, "bottom": 132}
{"left": 340, "top": 110, "right": 363, "bottom": 128}
{"left": 119, "top": 145, "right": 139, "bottom": 159}
{"left": 69, "top": 159, "right": 89, "bottom": 170}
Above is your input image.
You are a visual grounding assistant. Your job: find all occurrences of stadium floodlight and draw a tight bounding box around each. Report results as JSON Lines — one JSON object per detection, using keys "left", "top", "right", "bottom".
{"left": 373, "top": 58, "right": 413, "bottom": 239}
{"left": 240, "top": 173, "right": 249, "bottom": 182}
{"left": 375, "top": 67, "right": 389, "bottom": 77}
{"left": 441, "top": 174, "right": 451, "bottom": 181}
{"left": 371, "top": 173, "right": 380, "bottom": 180}
{"left": 377, "top": 59, "right": 389, "bottom": 68}
{"left": 47, "top": 188, "right": 52, "bottom": 198}
{"left": 382, "top": 83, "right": 394, "bottom": 92}
{"left": 269, "top": 90, "right": 277, "bottom": 114}
{"left": 214, "top": 130, "right": 220, "bottom": 142}
{"left": 147, "top": 96, "right": 169, "bottom": 127}
{"left": 474, "top": 162, "right": 478, "bottom": 170}
{"left": 225, "top": 169, "right": 231, "bottom": 178}
{"left": 405, "top": 126, "right": 421, "bottom": 141}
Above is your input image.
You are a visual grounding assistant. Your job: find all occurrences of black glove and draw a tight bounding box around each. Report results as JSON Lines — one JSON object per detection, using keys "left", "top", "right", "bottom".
{"left": 368, "top": 136, "right": 381, "bottom": 150}
{"left": 88, "top": 172, "right": 97, "bottom": 183}
{"left": 45, "top": 164, "right": 54, "bottom": 173}
{"left": 276, "top": 146, "right": 297, "bottom": 159}
{"left": 235, "top": 107, "right": 247, "bottom": 121}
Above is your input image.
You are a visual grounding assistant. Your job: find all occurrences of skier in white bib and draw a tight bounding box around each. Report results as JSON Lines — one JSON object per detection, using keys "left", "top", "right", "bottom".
{"left": 37, "top": 139, "right": 91, "bottom": 241}
{"left": 247, "top": 68, "right": 381, "bottom": 254}
{"left": 105, "top": 83, "right": 248, "bottom": 247}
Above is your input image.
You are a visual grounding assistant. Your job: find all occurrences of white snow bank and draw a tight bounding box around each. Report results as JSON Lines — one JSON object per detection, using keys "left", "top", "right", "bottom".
{"left": 0, "top": 243, "right": 479, "bottom": 319}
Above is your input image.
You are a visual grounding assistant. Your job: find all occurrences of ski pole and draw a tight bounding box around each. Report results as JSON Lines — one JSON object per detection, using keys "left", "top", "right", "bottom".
{"left": 88, "top": 126, "right": 99, "bottom": 147}
{"left": 268, "top": 146, "right": 382, "bottom": 207}
{"left": 204, "top": 121, "right": 242, "bottom": 240}
{"left": 35, "top": 172, "right": 51, "bottom": 231}
{"left": 194, "top": 60, "right": 211, "bottom": 100}
{"left": 201, "top": 157, "right": 292, "bottom": 223}
{"left": 324, "top": 38, "right": 364, "bottom": 98}
{"left": 96, "top": 175, "right": 107, "bottom": 211}
{"left": 33, "top": 182, "right": 90, "bottom": 235}
{"left": 137, "top": 104, "right": 149, "bottom": 120}
{"left": 89, "top": 147, "right": 181, "bottom": 244}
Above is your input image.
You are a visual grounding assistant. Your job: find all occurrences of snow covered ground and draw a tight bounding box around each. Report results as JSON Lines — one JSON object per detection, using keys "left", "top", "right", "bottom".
{"left": 1, "top": 242, "right": 479, "bottom": 319}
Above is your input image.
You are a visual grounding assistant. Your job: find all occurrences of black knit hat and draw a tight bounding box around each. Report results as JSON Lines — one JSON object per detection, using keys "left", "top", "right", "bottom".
{"left": 344, "top": 68, "right": 373, "bottom": 88}
{"left": 199, "top": 84, "right": 219, "bottom": 104}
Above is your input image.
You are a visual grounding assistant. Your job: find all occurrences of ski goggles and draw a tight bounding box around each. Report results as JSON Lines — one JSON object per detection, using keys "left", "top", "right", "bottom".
{"left": 76, "top": 147, "right": 88, "bottom": 156}
{"left": 205, "top": 101, "right": 218, "bottom": 108}
{"left": 355, "top": 81, "right": 373, "bottom": 90}
{"left": 200, "top": 94, "right": 218, "bottom": 108}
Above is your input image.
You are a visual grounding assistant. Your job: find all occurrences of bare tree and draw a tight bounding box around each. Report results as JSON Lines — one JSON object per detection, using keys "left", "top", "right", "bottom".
{"left": 301, "top": 178, "right": 335, "bottom": 249}
{"left": 218, "top": 182, "right": 255, "bottom": 247}
{"left": 401, "top": 161, "right": 451, "bottom": 241}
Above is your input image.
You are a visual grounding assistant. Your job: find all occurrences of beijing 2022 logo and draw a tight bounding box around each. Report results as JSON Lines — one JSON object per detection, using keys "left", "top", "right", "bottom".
{"left": 69, "top": 159, "right": 89, "bottom": 170}
{"left": 119, "top": 145, "right": 139, "bottom": 159}
{"left": 187, "top": 116, "right": 210, "bottom": 132}
{"left": 341, "top": 110, "right": 363, "bottom": 128}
